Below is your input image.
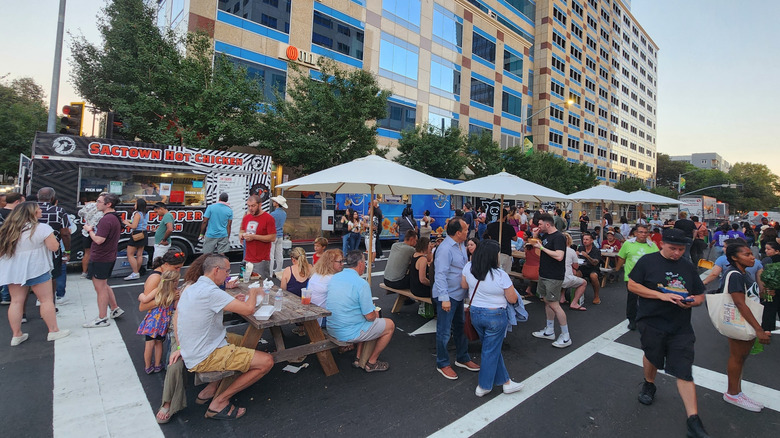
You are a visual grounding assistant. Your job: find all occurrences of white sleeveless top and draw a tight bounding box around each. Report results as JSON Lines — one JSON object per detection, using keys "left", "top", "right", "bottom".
{"left": 0, "top": 223, "right": 55, "bottom": 285}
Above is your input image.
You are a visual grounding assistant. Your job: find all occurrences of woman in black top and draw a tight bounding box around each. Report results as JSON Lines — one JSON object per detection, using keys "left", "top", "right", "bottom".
{"left": 409, "top": 237, "right": 432, "bottom": 298}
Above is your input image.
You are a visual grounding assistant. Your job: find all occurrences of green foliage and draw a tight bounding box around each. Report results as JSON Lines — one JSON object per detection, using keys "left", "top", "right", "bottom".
{"left": 257, "top": 59, "right": 390, "bottom": 174}
{"left": 728, "top": 163, "right": 780, "bottom": 211}
{"left": 650, "top": 185, "right": 679, "bottom": 199}
{"left": 760, "top": 263, "right": 780, "bottom": 290}
{"left": 614, "top": 177, "right": 648, "bottom": 192}
{"left": 70, "top": 0, "right": 266, "bottom": 148}
{"left": 0, "top": 76, "right": 48, "bottom": 175}
{"left": 502, "top": 149, "right": 598, "bottom": 194}
{"left": 394, "top": 124, "right": 468, "bottom": 179}
{"left": 465, "top": 132, "right": 503, "bottom": 178}
{"left": 655, "top": 153, "right": 695, "bottom": 189}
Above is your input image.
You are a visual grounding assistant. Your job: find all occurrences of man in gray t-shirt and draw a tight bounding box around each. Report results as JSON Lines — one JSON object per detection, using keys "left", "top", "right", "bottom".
{"left": 176, "top": 254, "right": 273, "bottom": 419}
{"left": 383, "top": 230, "right": 417, "bottom": 289}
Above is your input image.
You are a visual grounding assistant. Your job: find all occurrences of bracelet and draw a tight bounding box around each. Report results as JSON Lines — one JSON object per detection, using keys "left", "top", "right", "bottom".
{"left": 177, "top": 345, "right": 181, "bottom": 350}
{"left": 64, "top": 251, "right": 71, "bottom": 254}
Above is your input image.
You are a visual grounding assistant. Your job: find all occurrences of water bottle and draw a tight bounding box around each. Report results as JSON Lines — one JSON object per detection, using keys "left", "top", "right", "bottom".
{"left": 239, "top": 262, "right": 246, "bottom": 282}
{"left": 274, "top": 288, "right": 283, "bottom": 311}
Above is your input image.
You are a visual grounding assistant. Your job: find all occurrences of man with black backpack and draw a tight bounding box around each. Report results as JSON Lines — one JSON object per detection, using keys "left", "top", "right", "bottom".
{"left": 37, "top": 187, "right": 71, "bottom": 306}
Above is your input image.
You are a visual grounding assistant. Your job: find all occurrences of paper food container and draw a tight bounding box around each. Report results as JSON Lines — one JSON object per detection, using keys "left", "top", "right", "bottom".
{"left": 254, "top": 305, "right": 275, "bottom": 320}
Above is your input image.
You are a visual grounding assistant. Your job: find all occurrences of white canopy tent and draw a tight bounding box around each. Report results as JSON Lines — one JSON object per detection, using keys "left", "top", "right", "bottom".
{"left": 628, "top": 190, "right": 683, "bottom": 205}
{"left": 567, "top": 185, "right": 636, "bottom": 204}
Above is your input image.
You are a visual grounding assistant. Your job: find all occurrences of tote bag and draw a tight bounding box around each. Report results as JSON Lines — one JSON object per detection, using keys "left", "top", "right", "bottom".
{"left": 706, "top": 270, "right": 764, "bottom": 341}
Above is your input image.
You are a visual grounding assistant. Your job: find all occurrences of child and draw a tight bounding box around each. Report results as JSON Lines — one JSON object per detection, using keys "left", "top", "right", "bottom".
{"left": 312, "top": 237, "right": 328, "bottom": 265}
{"left": 137, "top": 270, "right": 179, "bottom": 374}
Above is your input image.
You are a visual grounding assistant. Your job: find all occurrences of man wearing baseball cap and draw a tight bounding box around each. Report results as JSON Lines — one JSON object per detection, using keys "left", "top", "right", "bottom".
{"left": 269, "top": 195, "right": 288, "bottom": 276}
{"left": 627, "top": 228, "right": 709, "bottom": 438}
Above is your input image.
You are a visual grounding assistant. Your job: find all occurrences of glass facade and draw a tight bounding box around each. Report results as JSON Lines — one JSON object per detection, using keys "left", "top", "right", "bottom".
{"left": 218, "top": 0, "right": 291, "bottom": 34}
{"left": 312, "top": 11, "right": 364, "bottom": 60}
{"left": 503, "top": 50, "right": 523, "bottom": 79}
{"left": 378, "top": 101, "right": 417, "bottom": 132}
{"left": 379, "top": 33, "right": 419, "bottom": 84}
{"left": 382, "top": 0, "right": 421, "bottom": 31}
{"left": 470, "top": 78, "right": 494, "bottom": 107}
{"left": 432, "top": 6, "right": 463, "bottom": 50}
{"left": 472, "top": 33, "right": 496, "bottom": 63}
{"left": 502, "top": 92, "right": 523, "bottom": 117}
{"left": 224, "top": 55, "right": 287, "bottom": 101}
{"left": 430, "top": 57, "right": 461, "bottom": 96}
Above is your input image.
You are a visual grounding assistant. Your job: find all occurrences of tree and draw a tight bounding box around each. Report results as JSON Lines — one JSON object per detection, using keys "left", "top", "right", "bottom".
{"left": 394, "top": 124, "right": 467, "bottom": 179}
{"left": 0, "top": 76, "right": 48, "bottom": 175}
{"left": 257, "top": 59, "right": 390, "bottom": 174}
{"left": 464, "top": 132, "right": 503, "bottom": 178}
{"left": 614, "top": 177, "right": 648, "bottom": 192}
{"left": 655, "top": 153, "right": 695, "bottom": 189}
{"left": 503, "top": 149, "right": 597, "bottom": 194}
{"left": 70, "top": 0, "right": 266, "bottom": 148}
{"left": 728, "top": 163, "right": 780, "bottom": 211}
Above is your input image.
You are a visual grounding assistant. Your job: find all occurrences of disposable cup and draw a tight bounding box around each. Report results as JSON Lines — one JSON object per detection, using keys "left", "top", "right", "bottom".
{"left": 301, "top": 288, "right": 312, "bottom": 305}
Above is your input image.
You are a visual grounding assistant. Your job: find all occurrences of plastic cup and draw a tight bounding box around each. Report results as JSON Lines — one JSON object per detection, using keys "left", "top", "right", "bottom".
{"left": 243, "top": 262, "right": 253, "bottom": 282}
{"left": 301, "top": 288, "right": 312, "bottom": 305}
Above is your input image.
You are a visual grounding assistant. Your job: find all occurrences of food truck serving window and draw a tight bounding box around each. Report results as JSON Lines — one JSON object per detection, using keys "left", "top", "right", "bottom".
{"left": 79, "top": 167, "right": 205, "bottom": 206}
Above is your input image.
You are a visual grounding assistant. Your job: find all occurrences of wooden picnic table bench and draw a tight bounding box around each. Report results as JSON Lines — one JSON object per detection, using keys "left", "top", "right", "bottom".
{"left": 379, "top": 283, "right": 432, "bottom": 313}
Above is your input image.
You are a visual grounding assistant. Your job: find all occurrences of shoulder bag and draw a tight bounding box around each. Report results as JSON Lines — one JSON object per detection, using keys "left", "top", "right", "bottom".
{"left": 706, "top": 270, "right": 764, "bottom": 341}
{"left": 463, "top": 280, "right": 480, "bottom": 341}
{"left": 130, "top": 212, "right": 145, "bottom": 241}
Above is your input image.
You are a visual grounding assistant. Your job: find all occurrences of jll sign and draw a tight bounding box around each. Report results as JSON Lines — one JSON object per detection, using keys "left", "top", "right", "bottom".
{"left": 283, "top": 45, "right": 318, "bottom": 68}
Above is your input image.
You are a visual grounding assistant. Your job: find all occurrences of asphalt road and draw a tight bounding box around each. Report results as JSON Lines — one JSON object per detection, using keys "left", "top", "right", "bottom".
{"left": 2, "top": 241, "right": 779, "bottom": 438}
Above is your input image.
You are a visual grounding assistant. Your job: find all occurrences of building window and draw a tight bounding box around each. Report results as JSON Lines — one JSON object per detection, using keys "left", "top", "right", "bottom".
{"left": 586, "top": 57, "right": 596, "bottom": 71}
{"left": 501, "top": 92, "right": 523, "bottom": 117}
{"left": 570, "top": 45, "right": 582, "bottom": 62}
{"left": 583, "top": 142, "right": 595, "bottom": 154}
{"left": 551, "top": 79, "right": 565, "bottom": 99}
{"left": 219, "top": 0, "right": 291, "bottom": 34}
{"left": 379, "top": 34, "right": 418, "bottom": 83}
{"left": 597, "top": 148, "right": 607, "bottom": 158}
{"left": 549, "top": 130, "right": 563, "bottom": 146}
{"left": 552, "top": 31, "right": 566, "bottom": 50}
{"left": 503, "top": 49, "right": 523, "bottom": 79}
{"left": 585, "top": 100, "right": 596, "bottom": 112}
{"left": 428, "top": 107, "right": 458, "bottom": 133}
{"left": 224, "top": 54, "right": 286, "bottom": 101}
{"left": 551, "top": 55, "right": 566, "bottom": 75}
{"left": 571, "top": 1, "right": 583, "bottom": 17}
{"left": 500, "top": 133, "right": 523, "bottom": 150}
{"left": 568, "top": 113, "right": 581, "bottom": 128}
{"left": 571, "top": 22, "right": 583, "bottom": 40}
{"left": 583, "top": 120, "right": 595, "bottom": 134}
{"left": 430, "top": 58, "right": 461, "bottom": 96}
{"left": 549, "top": 105, "right": 564, "bottom": 123}
{"left": 472, "top": 32, "right": 496, "bottom": 63}
{"left": 470, "top": 78, "right": 494, "bottom": 107}
{"left": 382, "top": 0, "right": 421, "bottom": 30}
{"left": 432, "top": 6, "right": 463, "bottom": 50}
{"left": 378, "top": 100, "right": 416, "bottom": 132}
{"left": 552, "top": 6, "right": 567, "bottom": 25}
{"left": 469, "top": 124, "right": 492, "bottom": 137}
{"left": 586, "top": 36, "right": 597, "bottom": 51}
{"left": 585, "top": 78, "right": 596, "bottom": 92}
{"left": 568, "top": 137, "right": 580, "bottom": 150}
{"left": 569, "top": 67, "right": 582, "bottom": 84}
{"left": 313, "top": 11, "right": 364, "bottom": 60}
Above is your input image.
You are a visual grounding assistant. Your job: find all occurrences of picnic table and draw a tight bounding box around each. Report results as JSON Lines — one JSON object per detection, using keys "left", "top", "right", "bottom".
{"left": 214, "top": 283, "right": 340, "bottom": 396}
{"left": 599, "top": 250, "right": 619, "bottom": 287}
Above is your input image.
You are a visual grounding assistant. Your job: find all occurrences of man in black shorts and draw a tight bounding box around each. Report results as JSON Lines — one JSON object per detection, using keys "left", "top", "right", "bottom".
{"left": 82, "top": 193, "right": 125, "bottom": 328}
{"left": 531, "top": 213, "right": 572, "bottom": 348}
{"left": 628, "top": 228, "right": 709, "bottom": 438}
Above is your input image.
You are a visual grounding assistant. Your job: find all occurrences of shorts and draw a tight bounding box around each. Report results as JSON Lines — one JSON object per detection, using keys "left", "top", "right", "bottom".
{"left": 188, "top": 333, "right": 255, "bottom": 374}
{"left": 24, "top": 271, "right": 52, "bottom": 287}
{"left": 87, "top": 261, "right": 115, "bottom": 280}
{"left": 128, "top": 231, "right": 146, "bottom": 248}
{"left": 638, "top": 321, "right": 696, "bottom": 381}
{"left": 202, "top": 236, "right": 230, "bottom": 254}
{"left": 562, "top": 274, "right": 586, "bottom": 289}
{"left": 538, "top": 277, "right": 563, "bottom": 302}
{"left": 145, "top": 335, "right": 162, "bottom": 341}
{"left": 347, "top": 318, "right": 387, "bottom": 343}
{"left": 579, "top": 265, "right": 601, "bottom": 278}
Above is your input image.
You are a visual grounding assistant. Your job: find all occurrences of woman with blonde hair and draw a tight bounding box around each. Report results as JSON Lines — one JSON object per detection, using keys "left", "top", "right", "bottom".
{"left": 0, "top": 202, "right": 70, "bottom": 346}
{"left": 308, "top": 249, "right": 345, "bottom": 328}
{"left": 281, "top": 247, "right": 311, "bottom": 296}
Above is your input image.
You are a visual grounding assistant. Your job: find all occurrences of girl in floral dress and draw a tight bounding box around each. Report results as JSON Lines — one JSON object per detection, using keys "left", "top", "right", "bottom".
{"left": 137, "top": 270, "right": 180, "bottom": 374}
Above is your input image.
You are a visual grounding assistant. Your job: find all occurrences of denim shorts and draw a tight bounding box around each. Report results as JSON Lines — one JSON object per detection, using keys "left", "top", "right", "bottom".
{"left": 24, "top": 271, "right": 52, "bottom": 287}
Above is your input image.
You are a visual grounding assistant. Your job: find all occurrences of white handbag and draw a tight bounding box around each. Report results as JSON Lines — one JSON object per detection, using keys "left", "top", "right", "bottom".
{"left": 706, "top": 270, "right": 764, "bottom": 341}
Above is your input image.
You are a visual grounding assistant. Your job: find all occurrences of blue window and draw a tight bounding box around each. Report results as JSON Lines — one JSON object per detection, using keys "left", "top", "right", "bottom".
{"left": 378, "top": 100, "right": 417, "bottom": 132}
{"left": 382, "top": 0, "right": 421, "bottom": 31}
{"left": 312, "top": 11, "right": 364, "bottom": 60}
{"left": 503, "top": 0, "right": 535, "bottom": 22}
{"left": 223, "top": 55, "right": 286, "bottom": 102}
{"left": 218, "top": 0, "right": 290, "bottom": 34}
{"left": 527, "top": 71, "right": 534, "bottom": 96}
{"left": 501, "top": 92, "right": 523, "bottom": 117}
{"left": 379, "top": 33, "right": 418, "bottom": 84}
{"left": 470, "top": 78, "right": 494, "bottom": 107}
{"left": 430, "top": 57, "right": 461, "bottom": 96}
{"left": 432, "top": 5, "right": 463, "bottom": 51}
{"left": 503, "top": 48, "right": 523, "bottom": 80}
{"left": 428, "top": 106, "right": 458, "bottom": 133}
{"left": 469, "top": 123, "right": 492, "bottom": 137}
{"left": 472, "top": 32, "right": 496, "bottom": 64}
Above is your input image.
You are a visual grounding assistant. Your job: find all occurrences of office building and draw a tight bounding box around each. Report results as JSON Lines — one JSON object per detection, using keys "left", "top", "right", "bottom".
{"left": 157, "top": 0, "right": 658, "bottom": 185}
{"left": 671, "top": 153, "right": 731, "bottom": 173}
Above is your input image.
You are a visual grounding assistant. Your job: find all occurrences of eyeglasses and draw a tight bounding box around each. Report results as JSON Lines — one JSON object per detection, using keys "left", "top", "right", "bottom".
{"left": 334, "top": 259, "right": 344, "bottom": 263}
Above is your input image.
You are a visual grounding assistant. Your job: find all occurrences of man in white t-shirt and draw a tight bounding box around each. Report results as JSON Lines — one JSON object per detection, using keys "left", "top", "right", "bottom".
{"left": 176, "top": 254, "right": 273, "bottom": 420}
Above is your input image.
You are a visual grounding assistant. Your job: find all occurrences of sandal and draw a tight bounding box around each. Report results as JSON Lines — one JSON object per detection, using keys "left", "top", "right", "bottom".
{"left": 156, "top": 406, "right": 172, "bottom": 424}
{"left": 364, "top": 360, "right": 389, "bottom": 373}
{"left": 351, "top": 357, "right": 362, "bottom": 369}
{"left": 592, "top": 298, "right": 601, "bottom": 305}
{"left": 153, "top": 364, "right": 164, "bottom": 373}
{"left": 291, "top": 326, "right": 307, "bottom": 337}
{"left": 144, "top": 366, "right": 154, "bottom": 375}
{"left": 338, "top": 344, "right": 355, "bottom": 354}
{"left": 205, "top": 404, "right": 246, "bottom": 420}
{"left": 569, "top": 305, "right": 587, "bottom": 311}
{"left": 195, "top": 395, "right": 213, "bottom": 405}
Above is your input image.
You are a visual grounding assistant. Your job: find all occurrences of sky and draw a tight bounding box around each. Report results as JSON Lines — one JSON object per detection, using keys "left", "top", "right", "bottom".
{"left": 1, "top": 0, "right": 778, "bottom": 175}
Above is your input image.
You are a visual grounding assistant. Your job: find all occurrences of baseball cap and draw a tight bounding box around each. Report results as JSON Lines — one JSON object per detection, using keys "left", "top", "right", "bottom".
{"left": 661, "top": 228, "right": 691, "bottom": 245}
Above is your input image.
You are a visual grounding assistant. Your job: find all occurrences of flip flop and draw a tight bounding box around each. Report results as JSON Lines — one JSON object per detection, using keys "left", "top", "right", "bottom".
{"left": 195, "top": 395, "right": 214, "bottom": 405}
{"left": 205, "top": 404, "right": 245, "bottom": 420}
{"left": 156, "top": 406, "right": 171, "bottom": 424}
{"left": 569, "top": 305, "right": 587, "bottom": 311}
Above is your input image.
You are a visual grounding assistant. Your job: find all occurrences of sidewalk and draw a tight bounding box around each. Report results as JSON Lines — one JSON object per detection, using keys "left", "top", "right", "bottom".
{"left": 52, "top": 274, "right": 162, "bottom": 438}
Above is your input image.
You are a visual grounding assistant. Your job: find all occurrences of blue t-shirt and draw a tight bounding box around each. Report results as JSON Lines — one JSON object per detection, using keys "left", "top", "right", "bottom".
{"left": 269, "top": 208, "right": 287, "bottom": 237}
{"left": 714, "top": 255, "right": 763, "bottom": 288}
{"left": 326, "top": 269, "right": 376, "bottom": 341}
{"left": 204, "top": 203, "right": 233, "bottom": 238}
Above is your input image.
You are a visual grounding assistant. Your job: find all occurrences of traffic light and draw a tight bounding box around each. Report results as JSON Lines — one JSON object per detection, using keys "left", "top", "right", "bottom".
{"left": 60, "top": 102, "right": 85, "bottom": 135}
{"left": 105, "top": 111, "right": 125, "bottom": 139}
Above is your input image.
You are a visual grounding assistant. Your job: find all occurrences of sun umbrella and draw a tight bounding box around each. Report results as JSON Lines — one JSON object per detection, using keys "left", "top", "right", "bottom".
{"left": 277, "top": 155, "right": 458, "bottom": 279}
{"left": 628, "top": 190, "right": 682, "bottom": 205}
{"left": 567, "top": 185, "right": 636, "bottom": 204}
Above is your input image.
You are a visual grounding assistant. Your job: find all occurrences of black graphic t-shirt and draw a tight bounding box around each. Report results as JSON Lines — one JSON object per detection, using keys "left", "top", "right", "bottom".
{"left": 629, "top": 252, "right": 705, "bottom": 331}
{"left": 539, "top": 231, "right": 567, "bottom": 280}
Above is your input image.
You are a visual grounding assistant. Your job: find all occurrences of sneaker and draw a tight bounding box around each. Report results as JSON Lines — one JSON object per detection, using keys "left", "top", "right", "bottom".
{"left": 502, "top": 380, "right": 524, "bottom": 394}
{"left": 532, "top": 329, "right": 556, "bottom": 340}
{"left": 0, "top": 299, "right": 10, "bottom": 305}
{"left": 80, "top": 272, "right": 88, "bottom": 278}
{"left": 21, "top": 316, "right": 27, "bottom": 324}
{"left": 124, "top": 272, "right": 140, "bottom": 280}
{"left": 35, "top": 299, "right": 41, "bottom": 307}
{"left": 437, "top": 366, "right": 458, "bottom": 380}
{"left": 627, "top": 320, "right": 637, "bottom": 331}
{"left": 552, "top": 335, "right": 572, "bottom": 348}
{"left": 455, "top": 360, "right": 480, "bottom": 372}
{"left": 475, "top": 385, "right": 492, "bottom": 397}
{"left": 722, "top": 392, "right": 762, "bottom": 412}
{"left": 55, "top": 296, "right": 69, "bottom": 305}
{"left": 686, "top": 414, "right": 711, "bottom": 438}
{"left": 83, "top": 317, "right": 111, "bottom": 328}
{"left": 110, "top": 307, "right": 125, "bottom": 319}
{"left": 11, "top": 333, "right": 29, "bottom": 346}
{"left": 638, "top": 380, "right": 656, "bottom": 405}
{"left": 47, "top": 329, "right": 71, "bottom": 341}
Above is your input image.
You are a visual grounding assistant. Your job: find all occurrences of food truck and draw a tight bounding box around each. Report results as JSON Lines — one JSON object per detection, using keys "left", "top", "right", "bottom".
{"left": 27, "top": 132, "right": 272, "bottom": 261}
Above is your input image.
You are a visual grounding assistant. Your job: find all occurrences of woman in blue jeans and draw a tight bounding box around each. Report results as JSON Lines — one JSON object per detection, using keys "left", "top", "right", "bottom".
{"left": 460, "top": 239, "right": 524, "bottom": 397}
{"left": 340, "top": 208, "right": 355, "bottom": 255}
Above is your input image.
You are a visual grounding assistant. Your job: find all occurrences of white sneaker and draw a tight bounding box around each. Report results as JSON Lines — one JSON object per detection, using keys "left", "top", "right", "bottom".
{"left": 723, "top": 392, "right": 762, "bottom": 412}
{"left": 532, "top": 329, "right": 555, "bottom": 340}
{"left": 503, "top": 380, "right": 524, "bottom": 394}
{"left": 11, "top": 333, "right": 29, "bottom": 346}
{"left": 475, "top": 385, "right": 492, "bottom": 397}
{"left": 35, "top": 300, "right": 41, "bottom": 307}
{"left": 55, "top": 296, "right": 69, "bottom": 305}
{"left": 83, "top": 317, "right": 111, "bottom": 328}
{"left": 80, "top": 272, "right": 88, "bottom": 278}
{"left": 47, "top": 330, "right": 71, "bottom": 341}
{"left": 552, "top": 335, "right": 572, "bottom": 348}
{"left": 110, "top": 307, "right": 125, "bottom": 319}
{"left": 124, "top": 272, "right": 140, "bottom": 280}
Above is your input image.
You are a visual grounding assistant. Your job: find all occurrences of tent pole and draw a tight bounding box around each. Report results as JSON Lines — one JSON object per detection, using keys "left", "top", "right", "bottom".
{"left": 367, "top": 185, "right": 375, "bottom": 282}
{"left": 498, "top": 195, "right": 505, "bottom": 247}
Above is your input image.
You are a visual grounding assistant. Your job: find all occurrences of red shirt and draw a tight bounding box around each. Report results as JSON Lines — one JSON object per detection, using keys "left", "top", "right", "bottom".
{"left": 650, "top": 232, "right": 663, "bottom": 247}
{"left": 312, "top": 252, "right": 321, "bottom": 265}
{"left": 241, "top": 212, "right": 275, "bottom": 263}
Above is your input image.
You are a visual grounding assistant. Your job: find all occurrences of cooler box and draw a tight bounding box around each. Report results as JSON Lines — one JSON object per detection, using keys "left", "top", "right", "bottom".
{"left": 112, "top": 251, "right": 149, "bottom": 278}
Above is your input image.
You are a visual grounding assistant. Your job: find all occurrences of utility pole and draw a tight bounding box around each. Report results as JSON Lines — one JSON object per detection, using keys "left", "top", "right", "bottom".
{"left": 46, "top": 0, "right": 67, "bottom": 133}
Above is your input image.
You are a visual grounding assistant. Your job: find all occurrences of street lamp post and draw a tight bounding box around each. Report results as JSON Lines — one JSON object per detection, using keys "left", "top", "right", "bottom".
{"left": 679, "top": 183, "right": 740, "bottom": 198}
{"left": 677, "top": 170, "right": 698, "bottom": 193}
{"left": 519, "top": 98, "right": 574, "bottom": 153}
